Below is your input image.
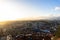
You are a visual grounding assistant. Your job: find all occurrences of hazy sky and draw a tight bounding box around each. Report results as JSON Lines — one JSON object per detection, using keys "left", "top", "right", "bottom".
{"left": 0, "top": 0, "right": 60, "bottom": 21}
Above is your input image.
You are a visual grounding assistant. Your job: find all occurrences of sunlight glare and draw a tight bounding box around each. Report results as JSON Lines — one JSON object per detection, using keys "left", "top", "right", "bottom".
{"left": 0, "top": 1, "right": 26, "bottom": 22}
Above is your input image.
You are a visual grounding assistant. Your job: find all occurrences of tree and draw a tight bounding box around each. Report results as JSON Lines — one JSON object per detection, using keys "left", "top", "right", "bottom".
{"left": 53, "top": 25, "right": 60, "bottom": 40}
{"left": 55, "top": 25, "right": 60, "bottom": 37}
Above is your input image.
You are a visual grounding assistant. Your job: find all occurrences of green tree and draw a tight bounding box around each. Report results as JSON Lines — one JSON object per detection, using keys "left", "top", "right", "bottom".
{"left": 52, "top": 25, "right": 60, "bottom": 40}
{"left": 55, "top": 25, "right": 60, "bottom": 37}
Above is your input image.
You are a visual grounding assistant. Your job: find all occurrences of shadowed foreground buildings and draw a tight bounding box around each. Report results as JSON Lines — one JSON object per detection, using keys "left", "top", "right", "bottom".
{"left": 0, "top": 20, "right": 59, "bottom": 40}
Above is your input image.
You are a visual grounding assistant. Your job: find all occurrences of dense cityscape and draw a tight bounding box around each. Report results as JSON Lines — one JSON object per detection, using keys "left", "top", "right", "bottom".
{"left": 0, "top": 20, "right": 60, "bottom": 40}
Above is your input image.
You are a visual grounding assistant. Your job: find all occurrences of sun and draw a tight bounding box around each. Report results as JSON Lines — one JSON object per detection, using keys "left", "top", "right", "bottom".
{"left": 0, "top": 1, "right": 26, "bottom": 22}
{"left": 0, "top": 12, "right": 20, "bottom": 22}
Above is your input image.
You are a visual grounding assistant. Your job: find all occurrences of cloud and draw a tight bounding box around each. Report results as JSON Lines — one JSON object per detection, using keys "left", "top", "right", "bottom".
{"left": 55, "top": 7, "right": 60, "bottom": 11}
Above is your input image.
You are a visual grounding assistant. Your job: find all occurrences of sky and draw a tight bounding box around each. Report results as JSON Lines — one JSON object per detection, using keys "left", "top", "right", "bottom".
{"left": 0, "top": 0, "right": 60, "bottom": 21}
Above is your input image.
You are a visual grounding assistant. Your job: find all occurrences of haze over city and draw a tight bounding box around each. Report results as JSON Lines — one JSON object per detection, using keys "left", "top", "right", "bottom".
{"left": 0, "top": 0, "right": 60, "bottom": 22}
{"left": 0, "top": 0, "right": 60, "bottom": 40}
